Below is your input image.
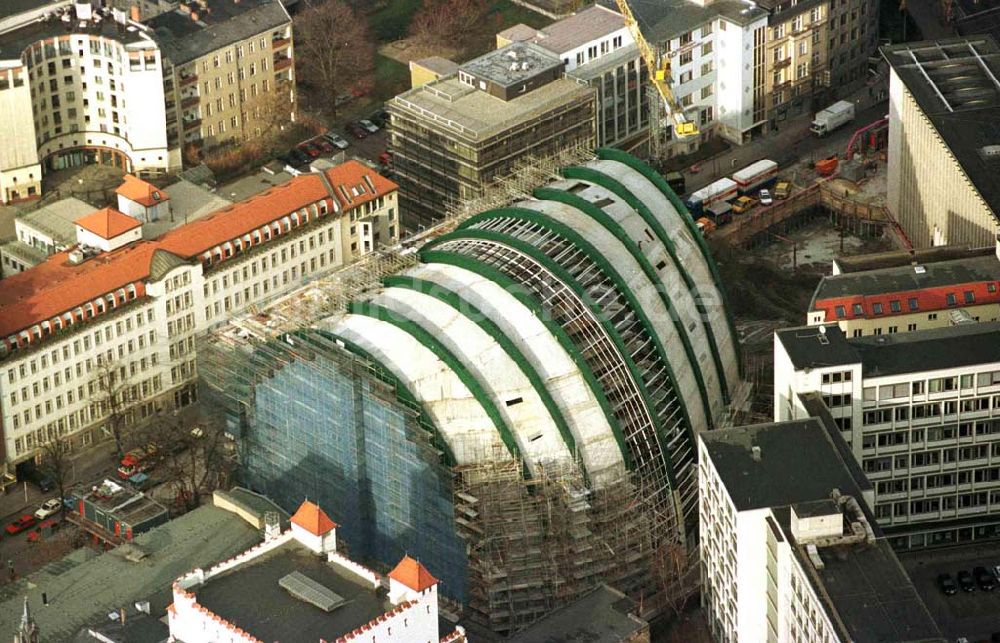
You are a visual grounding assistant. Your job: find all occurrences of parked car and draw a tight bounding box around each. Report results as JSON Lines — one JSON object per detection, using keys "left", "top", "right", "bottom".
{"left": 5, "top": 515, "right": 37, "bottom": 535}
{"left": 24, "top": 469, "right": 53, "bottom": 492}
{"left": 298, "top": 142, "right": 321, "bottom": 158}
{"left": 358, "top": 119, "right": 379, "bottom": 134}
{"left": 774, "top": 180, "right": 791, "bottom": 199}
{"left": 34, "top": 498, "right": 62, "bottom": 521}
{"left": 289, "top": 149, "right": 310, "bottom": 166}
{"left": 370, "top": 109, "right": 390, "bottom": 128}
{"left": 314, "top": 138, "right": 334, "bottom": 154}
{"left": 936, "top": 573, "right": 957, "bottom": 596}
{"left": 759, "top": 189, "right": 773, "bottom": 206}
{"left": 323, "top": 133, "right": 350, "bottom": 150}
{"left": 345, "top": 123, "right": 367, "bottom": 139}
{"left": 957, "top": 569, "right": 976, "bottom": 592}
{"left": 974, "top": 566, "right": 997, "bottom": 591}
{"left": 732, "top": 196, "right": 758, "bottom": 214}
{"left": 276, "top": 153, "right": 294, "bottom": 167}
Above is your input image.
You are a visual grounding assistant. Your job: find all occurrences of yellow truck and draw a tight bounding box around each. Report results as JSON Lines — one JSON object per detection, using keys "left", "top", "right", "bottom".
{"left": 732, "top": 196, "right": 757, "bottom": 214}
{"left": 774, "top": 181, "right": 791, "bottom": 199}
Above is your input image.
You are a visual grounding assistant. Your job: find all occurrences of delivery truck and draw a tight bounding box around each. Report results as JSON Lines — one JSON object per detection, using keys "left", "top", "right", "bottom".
{"left": 732, "top": 159, "right": 779, "bottom": 194}
{"left": 685, "top": 178, "right": 737, "bottom": 216}
{"left": 810, "top": 100, "right": 855, "bottom": 136}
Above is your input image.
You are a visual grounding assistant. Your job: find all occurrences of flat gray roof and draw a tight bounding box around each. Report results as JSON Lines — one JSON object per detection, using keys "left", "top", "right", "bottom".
{"left": 149, "top": 0, "right": 289, "bottom": 65}
{"left": 0, "top": 504, "right": 262, "bottom": 641}
{"left": 608, "top": 0, "right": 767, "bottom": 44}
{"left": 390, "top": 76, "right": 594, "bottom": 141}
{"left": 519, "top": 5, "right": 625, "bottom": 55}
{"left": 777, "top": 321, "right": 1000, "bottom": 376}
{"left": 140, "top": 180, "right": 232, "bottom": 240}
{"left": 509, "top": 585, "right": 646, "bottom": 642}
{"left": 194, "top": 540, "right": 388, "bottom": 642}
{"left": 883, "top": 37, "right": 1000, "bottom": 224}
{"left": 459, "top": 42, "right": 563, "bottom": 90}
{"left": 701, "top": 418, "right": 868, "bottom": 512}
{"left": 18, "top": 197, "right": 95, "bottom": 244}
{"left": 413, "top": 56, "right": 459, "bottom": 77}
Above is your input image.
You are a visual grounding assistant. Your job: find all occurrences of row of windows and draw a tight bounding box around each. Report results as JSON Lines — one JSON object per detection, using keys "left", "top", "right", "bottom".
{"left": 876, "top": 489, "right": 1000, "bottom": 519}
{"left": 833, "top": 286, "right": 996, "bottom": 318}
{"left": 863, "top": 420, "right": 1000, "bottom": 449}
{"left": 863, "top": 442, "right": 1000, "bottom": 473}
{"left": 862, "top": 371, "right": 1000, "bottom": 402}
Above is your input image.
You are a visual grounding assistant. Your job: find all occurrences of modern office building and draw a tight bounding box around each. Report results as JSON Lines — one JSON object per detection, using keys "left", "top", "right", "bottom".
{"left": 168, "top": 499, "right": 465, "bottom": 643}
{"left": 698, "top": 418, "right": 942, "bottom": 643}
{"left": 0, "top": 161, "right": 397, "bottom": 474}
{"left": 497, "top": 5, "right": 649, "bottom": 150}
{"left": 775, "top": 321, "right": 1000, "bottom": 550}
{"left": 203, "top": 151, "right": 741, "bottom": 634}
{"left": 884, "top": 37, "right": 1000, "bottom": 249}
{"left": 618, "top": 0, "right": 876, "bottom": 157}
{"left": 806, "top": 245, "right": 1000, "bottom": 336}
{"left": 387, "top": 41, "right": 597, "bottom": 226}
{"left": 0, "top": 0, "right": 293, "bottom": 202}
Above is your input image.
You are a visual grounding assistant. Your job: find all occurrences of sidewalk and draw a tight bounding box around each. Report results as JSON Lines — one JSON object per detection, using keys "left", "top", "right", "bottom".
{"left": 684, "top": 78, "right": 890, "bottom": 193}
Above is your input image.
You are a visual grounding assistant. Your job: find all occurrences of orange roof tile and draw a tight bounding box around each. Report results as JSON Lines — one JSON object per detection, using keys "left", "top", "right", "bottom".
{"left": 157, "top": 161, "right": 397, "bottom": 260}
{"left": 116, "top": 174, "right": 169, "bottom": 207}
{"left": 75, "top": 207, "right": 142, "bottom": 239}
{"left": 388, "top": 555, "right": 438, "bottom": 592}
{"left": 0, "top": 242, "right": 159, "bottom": 338}
{"left": 290, "top": 500, "right": 338, "bottom": 536}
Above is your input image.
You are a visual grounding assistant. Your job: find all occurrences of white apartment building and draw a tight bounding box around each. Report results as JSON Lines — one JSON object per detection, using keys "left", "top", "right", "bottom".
{"left": 169, "top": 499, "right": 466, "bottom": 643}
{"left": 775, "top": 322, "right": 1000, "bottom": 549}
{"left": 698, "top": 418, "right": 941, "bottom": 643}
{"left": 0, "top": 160, "right": 398, "bottom": 475}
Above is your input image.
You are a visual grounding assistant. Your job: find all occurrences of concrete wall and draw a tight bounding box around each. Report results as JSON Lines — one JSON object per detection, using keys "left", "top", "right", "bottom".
{"left": 0, "top": 63, "right": 41, "bottom": 203}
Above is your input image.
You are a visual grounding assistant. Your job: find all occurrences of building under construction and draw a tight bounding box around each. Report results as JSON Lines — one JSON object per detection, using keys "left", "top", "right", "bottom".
{"left": 200, "top": 150, "right": 742, "bottom": 635}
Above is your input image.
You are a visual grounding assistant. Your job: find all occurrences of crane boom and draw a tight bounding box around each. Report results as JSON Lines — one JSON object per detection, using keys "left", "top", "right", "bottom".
{"left": 614, "top": 0, "right": 698, "bottom": 139}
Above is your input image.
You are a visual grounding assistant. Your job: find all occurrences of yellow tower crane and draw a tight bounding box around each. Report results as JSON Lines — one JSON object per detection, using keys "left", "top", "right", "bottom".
{"left": 614, "top": 0, "right": 699, "bottom": 141}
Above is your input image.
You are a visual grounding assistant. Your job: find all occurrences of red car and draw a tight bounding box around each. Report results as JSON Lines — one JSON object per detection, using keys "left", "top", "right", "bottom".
{"left": 314, "top": 139, "right": 334, "bottom": 153}
{"left": 6, "top": 515, "right": 37, "bottom": 535}
{"left": 298, "top": 142, "right": 321, "bottom": 158}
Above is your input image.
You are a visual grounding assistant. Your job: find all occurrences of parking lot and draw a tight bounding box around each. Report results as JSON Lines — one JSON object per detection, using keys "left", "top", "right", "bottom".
{"left": 284, "top": 111, "right": 390, "bottom": 174}
{"left": 900, "top": 544, "right": 1000, "bottom": 641}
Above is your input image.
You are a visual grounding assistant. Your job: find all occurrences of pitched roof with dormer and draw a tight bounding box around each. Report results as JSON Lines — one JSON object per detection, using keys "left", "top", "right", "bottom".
{"left": 116, "top": 174, "right": 170, "bottom": 207}
{"left": 290, "top": 500, "right": 338, "bottom": 536}
{"left": 388, "top": 555, "right": 439, "bottom": 592}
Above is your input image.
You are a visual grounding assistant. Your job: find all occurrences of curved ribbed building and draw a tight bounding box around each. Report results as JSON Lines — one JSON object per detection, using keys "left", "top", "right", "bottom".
{"left": 221, "top": 150, "right": 739, "bottom": 634}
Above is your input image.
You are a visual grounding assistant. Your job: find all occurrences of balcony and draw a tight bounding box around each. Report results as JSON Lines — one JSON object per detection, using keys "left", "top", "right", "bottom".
{"left": 272, "top": 37, "right": 290, "bottom": 49}
{"left": 179, "top": 74, "right": 198, "bottom": 87}
{"left": 274, "top": 56, "right": 292, "bottom": 72}
{"left": 181, "top": 95, "right": 199, "bottom": 109}
{"left": 773, "top": 57, "right": 792, "bottom": 70}
{"left": 183, "top": 118, "right": 201, "bottom": 131}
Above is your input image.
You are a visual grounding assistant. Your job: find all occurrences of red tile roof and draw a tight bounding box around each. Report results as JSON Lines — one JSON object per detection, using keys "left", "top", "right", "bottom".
{"left": 290, "top": 500, "right": 337, "bottom": 536}
{"left": 116, "top": 174, "right": 169, "bottom": 207}
{"left": 157, "top": 160, "right": 397, "bottom": 259}
{"left": 75, "top": 207, "right": 142, "bottom": 240}
{"left": 814, "top": 282, "right": 1000, "bottom": 321}
{"left": 388, "top": 555, "right": 438, "bottom": 592}
{"left": 0, "top": 242, "right": 157, "bottom": 339}
{"left": 0, "top": 161, "right": 397, "bottom": 345}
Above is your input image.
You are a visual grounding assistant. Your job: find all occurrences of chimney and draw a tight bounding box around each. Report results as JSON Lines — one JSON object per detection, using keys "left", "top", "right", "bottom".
{"left": 129, "top": 4, "right": 140, "bottom": 21}
{"left": 190, "top": 10, "right": 199, "bottom": 20}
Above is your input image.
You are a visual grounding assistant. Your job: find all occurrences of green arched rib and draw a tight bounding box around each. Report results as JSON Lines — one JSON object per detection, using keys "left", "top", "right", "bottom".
{"left": 419, "top": 248, "right": 633, "bottom": 470}
{"left": 382, "top": 275, "right": 582, "bottom": 477}
{"left": 348, "top": 300, "right": 522, "bottom": 464}
{"left": 532, "top": 186, "right": 714, "bottom": 426}
{"left": 561, "top": 164, "right": 731, "bottom": 403}
{"left": 456, "top": 206, "right": 706, "bottom": 447}
{"left": 425, "top": 226, "right": 689, "bottom": 489}
{"left": 595, "top": 147, "right": 742, "bottom": 376}
{"left": 307, "top": 329, "right": 457, "bottom": 466}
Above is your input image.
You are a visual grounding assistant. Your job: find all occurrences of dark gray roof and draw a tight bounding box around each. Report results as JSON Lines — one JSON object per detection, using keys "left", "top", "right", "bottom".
{"left": 149, "top": 0, "right": 289, "bottom": 65}
{"left": 607, "top": 0, "right": 766, "bottom": 44}
{"left": 811, "top": 252, "right": 1000, "bottom": 306}
{"left": 194, "top": 540, "right": 388, "bottom": 642}
{"left": 508, "top": 585, "right": 646, "bottom": 642}
{"left": 792, "top": 498, "right": 840, "bottom": 518}
{"left": 831, "top": 245, "right": 994, "bottom": 274}
{"left": 700, "top": 418, "right": 868, "bottom": 512}
{"left": 777, "top": 321, "right": 1000, "bottom": 376}
{"left": 775, "top": 325, "right": 861, "bottom": 371}
{"left": 0, "top": 504, "right": 262, "bottom": 641}
{"left": 778, "top": 516, "right": 945, "bottom": 643}
{"left": 0, "top": 11, "right": 149, "bottom": 57}
{"left": 882, "top": 37, "right": 1000, "bottom": 224}
{"left": 0, "top": 0, "right": 66, "bottom": 21}
{"left": 853, "top": 321, "right": 1000, "bottom": 377}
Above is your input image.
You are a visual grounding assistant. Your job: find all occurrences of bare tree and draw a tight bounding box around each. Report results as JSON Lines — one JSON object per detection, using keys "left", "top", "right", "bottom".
{"left": 294, "top": 0, "right": 375, "bottom": 117}
{"left": 91, "top": 361, "right": 136, "bottom": 462}
{"left": 141, "top": 408, "right": 235, "bottom": 512}
{"left": 38, "top": 435, "right": 71, "bottom": 513}
{"left": 409, "top": 0, "right": 491, "bottom": 48}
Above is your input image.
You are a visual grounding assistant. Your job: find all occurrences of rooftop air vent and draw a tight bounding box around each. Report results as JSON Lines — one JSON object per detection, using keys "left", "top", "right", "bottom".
{"left": 279, "top": 572, "right": 346, "bottom": 612}
{"left": 980, "top": 145, "right": 1000, "bottom": 159}
{"left": 914, "top": 265, "right": 926, "bottom": 274}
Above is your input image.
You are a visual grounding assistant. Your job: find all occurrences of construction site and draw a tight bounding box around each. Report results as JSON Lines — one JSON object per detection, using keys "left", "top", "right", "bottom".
{"left": 198, "top": 147, "right": 756, "bottom": 635}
